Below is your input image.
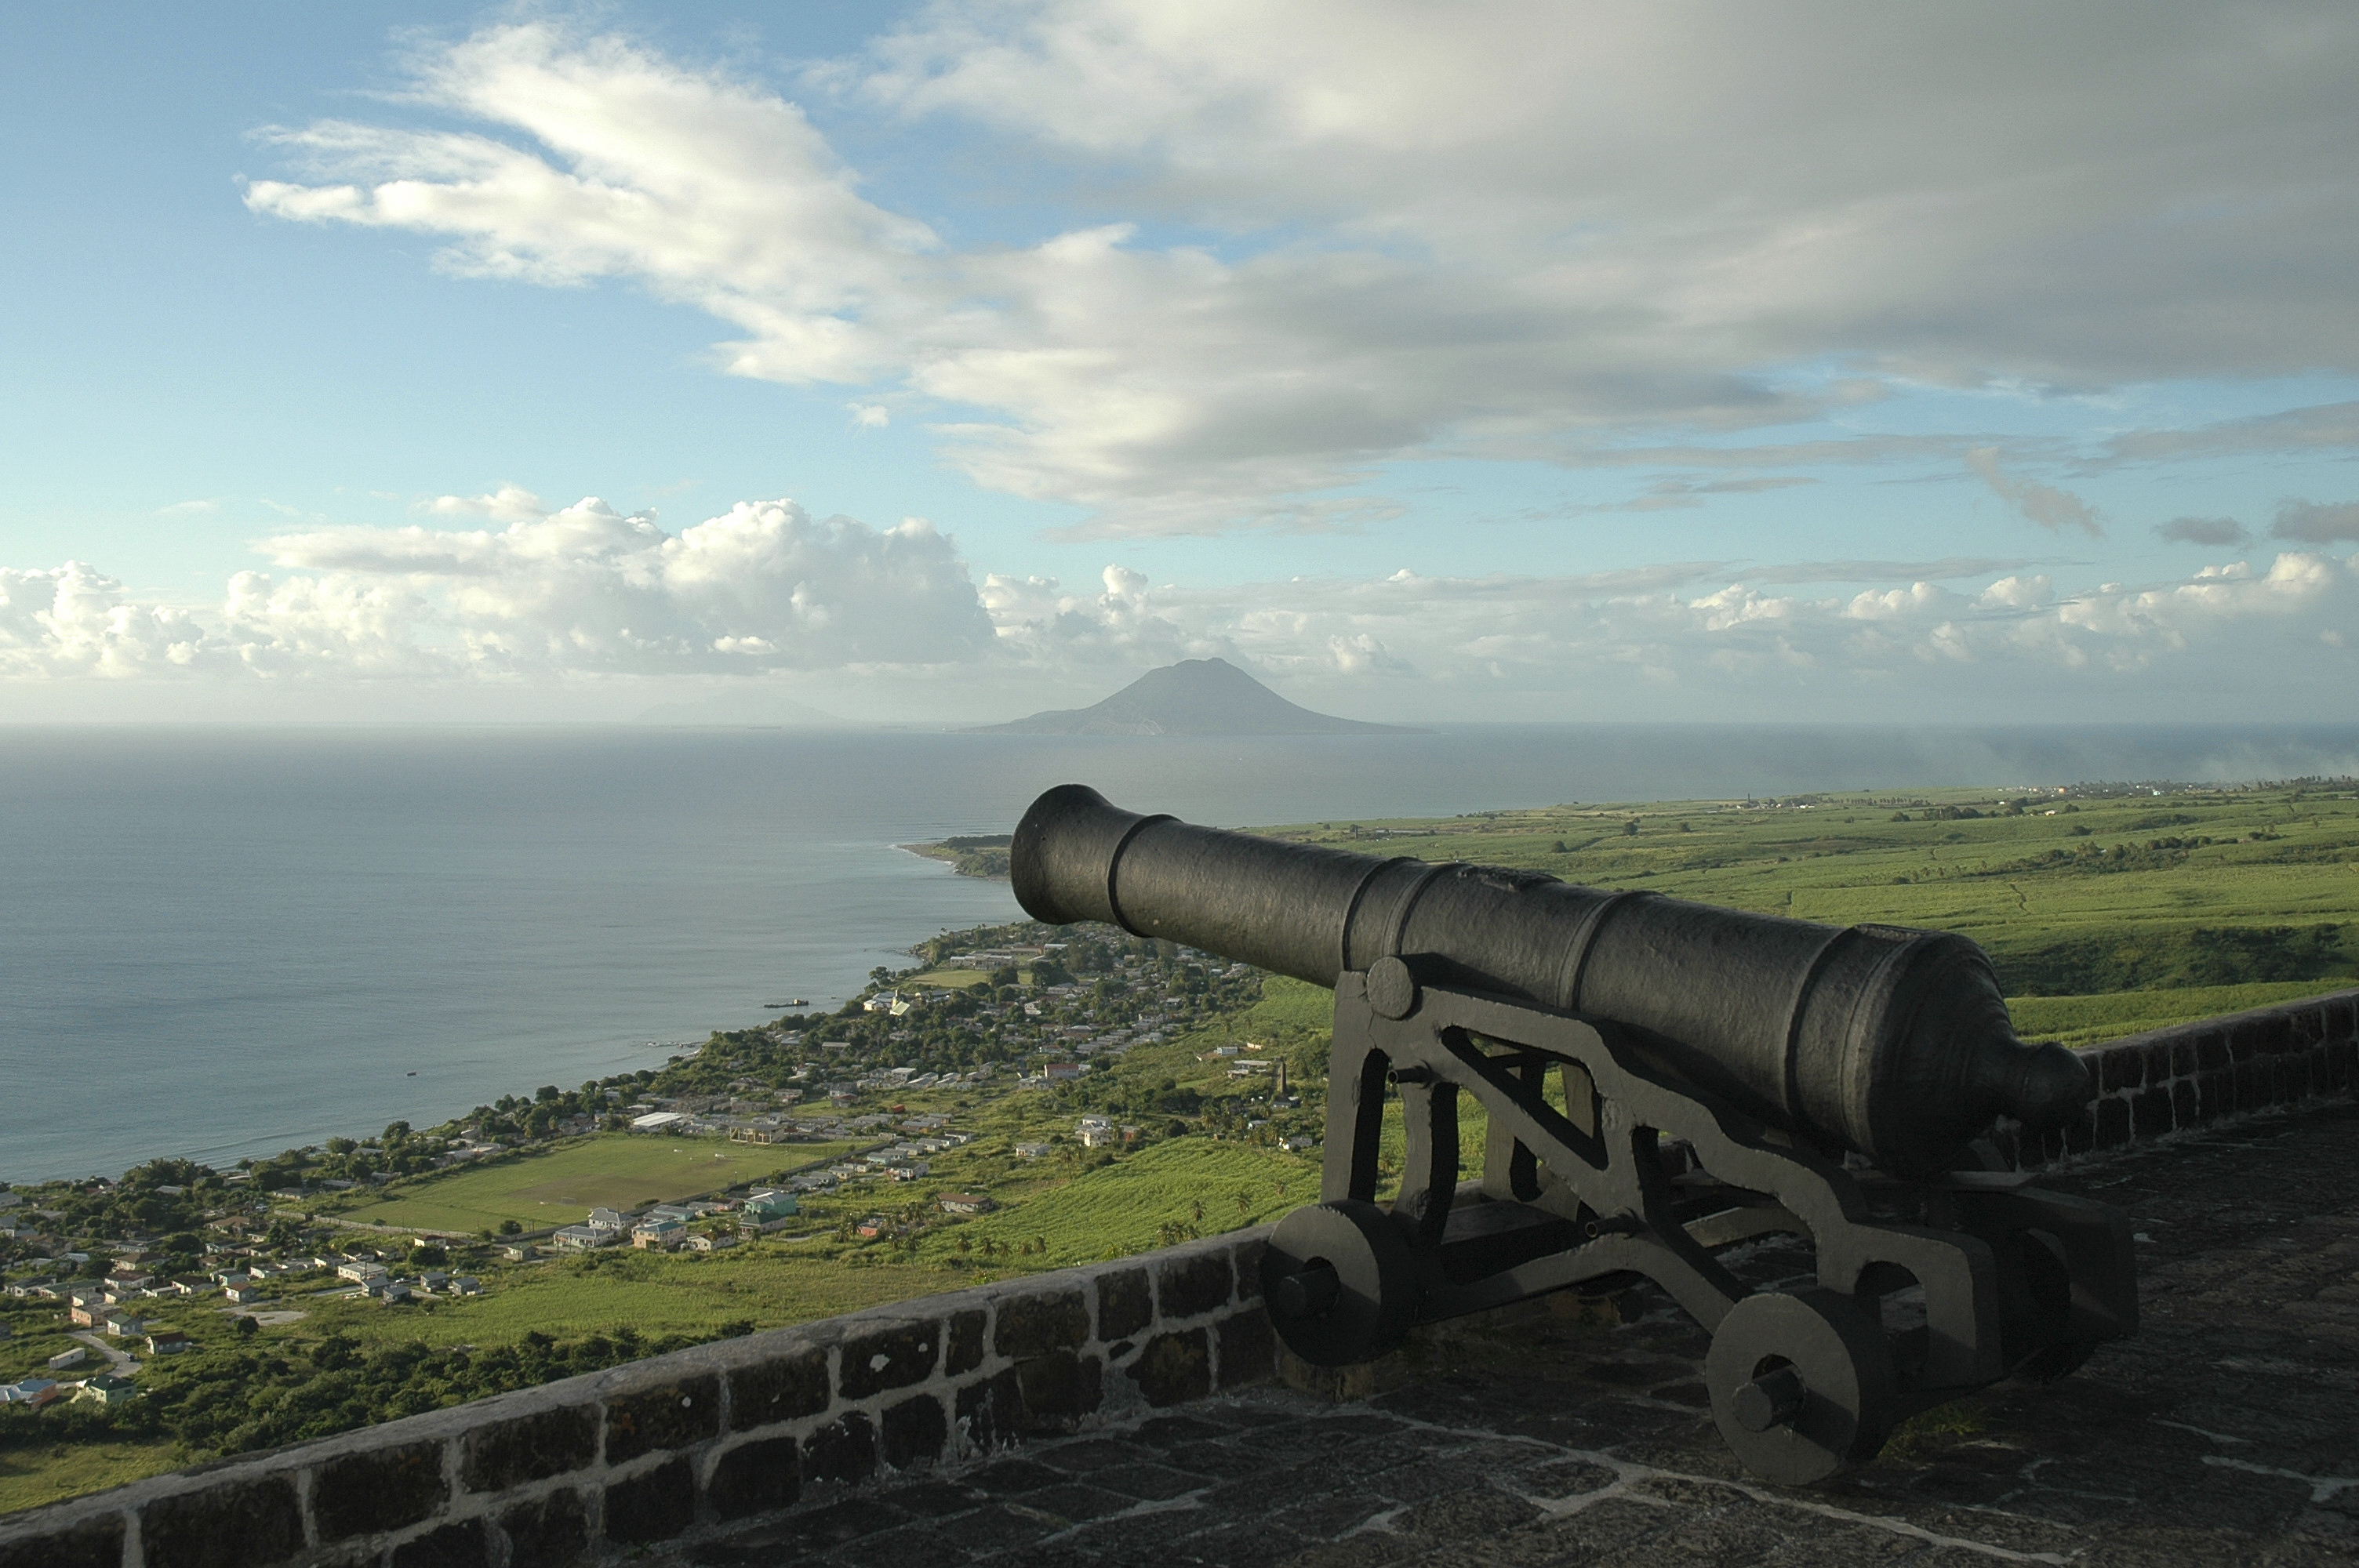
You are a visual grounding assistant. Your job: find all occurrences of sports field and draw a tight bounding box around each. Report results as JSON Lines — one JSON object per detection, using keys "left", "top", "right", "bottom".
{"left": 325, "top": 1134, "right": 861, "bottom": 1234}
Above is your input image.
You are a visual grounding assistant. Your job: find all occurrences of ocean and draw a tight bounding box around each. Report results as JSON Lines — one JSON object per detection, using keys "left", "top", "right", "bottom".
{"left": 5, "top": 721, "right": 2357, "bottom": 1184}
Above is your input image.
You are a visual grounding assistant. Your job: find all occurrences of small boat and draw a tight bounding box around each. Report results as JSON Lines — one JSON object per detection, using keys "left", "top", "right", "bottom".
{"left": 406, "top": 1071, "right": 417, "bottom": 1076}
{"left": 763, "top": 998, "right": 809, "bottom": 1008}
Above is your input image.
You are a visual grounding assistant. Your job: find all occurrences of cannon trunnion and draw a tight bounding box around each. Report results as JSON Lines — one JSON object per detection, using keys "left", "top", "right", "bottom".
{"left": 1012, "top": 786, "right": 2140, "bottom": 1484}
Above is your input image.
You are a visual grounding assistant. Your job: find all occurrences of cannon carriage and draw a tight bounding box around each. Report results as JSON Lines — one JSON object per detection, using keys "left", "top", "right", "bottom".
{"left": 1012, "top": 785, "right": 2139, "bottom": 1483}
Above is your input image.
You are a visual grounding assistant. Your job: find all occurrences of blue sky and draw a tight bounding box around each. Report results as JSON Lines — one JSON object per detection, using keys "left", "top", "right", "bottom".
{"left": 4, "top": 2, "right": 2356, "bottom": 723}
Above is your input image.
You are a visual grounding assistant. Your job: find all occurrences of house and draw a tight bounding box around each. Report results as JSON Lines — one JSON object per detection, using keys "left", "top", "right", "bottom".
{"left": 551, "top": 1225, "right": 621, "bottom": 1250}
{"left": 631, "top": 1219, "right": 685, "bottom": 1250}
{"left": 1014, "top": 1142, "right": 1052, "bottom": 1159}
{"left": 742, "top": 1189, "right": 798, "bottom": 1222}
{"left": 686, "top": 1232, "right": 737, "bottom": 1253}
{"left": 224, "top": 1283, "right": 266, "bottom": 1306}
{"left": 5, "top": 1278, "right": 56, "bottom": 1298}
{"left": 587, "top": 1207, "right": 627, "bottom": 1232}
{"left": 501, "top": 1244, "right": 536, "bottom": 1262}
{"left": 1045, "top": 1062, "right": 1085, "bottom": 1080}
{"left": 1, "top": 1378, "right": 57, "bottom": 1405}
{"left": 644, "top": 1204, "right": 696, "bottom": 1225}
{"left": 854, "top": 1217, "right": 889, "bottom": 1239}
{"left": 68, "top": 1301, "right": 103, "bottom": 1328}
{"left": 630, "top": 1111, "right": 689, "bottom": 1133}
{"left": 46, "top": 1348, "right": 86, "bottom": 1371}
{"left": 419, "top": 1271, "right": 451, "bottom": 1293}
{"left": 447, "top": 1276, "right": 482, "bottom": 1296}
{"left": 335, "top": 1262, "right": 387, "bottom": 1284}
{"left": 379, "top": 1283, "right": 413, "bottom": 1305}
{"left": 1077, "top": 1124, "right": 1120, "bottom": 1148}
{"left": 938, "top": 1193, "right": 995, "bottom": 1215}
{"left": 78, "top": 1374, "right": 140, "bottom": 1406}
{"left": 214, "top": 1269, "right": 254, "bottom": 1288}
{"left": 1281, "top": 1134, "right": 1316, "bottom": 1152}
{"left": 145, "top": 1330, "right": 191, "bottom": 1356}
{"left": 103, "top": 1312, "right": 147, "bottom": 1338}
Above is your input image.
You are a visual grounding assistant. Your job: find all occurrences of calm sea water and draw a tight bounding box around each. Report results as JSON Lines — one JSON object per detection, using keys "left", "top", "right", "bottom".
{"left": 5, "top": 721, "right": 2357, "bottom": 1183}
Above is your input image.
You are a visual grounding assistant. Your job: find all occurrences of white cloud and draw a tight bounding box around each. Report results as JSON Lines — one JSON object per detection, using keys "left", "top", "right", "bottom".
{"left": 240, "top": 11, "right": 2359, "bottom": 534}
{"left": 848, "top": 403, "right": 890, "bottom": 428}
{"left": 2, "top": 498, "right": 994, "bottom": 681}
{"left": 156, "top": 499, "right": 221, "bottom": 517}
{"left": 427, "top": 485, "right": 552, "bottom": 524}
{"left": 0, "top": 563, "right": 216, "bottom": 679}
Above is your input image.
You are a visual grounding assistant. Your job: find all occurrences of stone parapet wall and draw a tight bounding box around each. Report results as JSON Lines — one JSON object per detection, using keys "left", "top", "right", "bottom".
{"left": 1996, "top": 985, "right": 2359, "bottom": 1168}
{"left": 0, "top": 1229, "right": 1276, "bottom": 1568}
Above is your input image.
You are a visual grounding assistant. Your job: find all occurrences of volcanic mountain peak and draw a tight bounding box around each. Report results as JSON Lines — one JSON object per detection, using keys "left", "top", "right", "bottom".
{"left": 976, "top": 657, "right": 1419, "bottom": 735}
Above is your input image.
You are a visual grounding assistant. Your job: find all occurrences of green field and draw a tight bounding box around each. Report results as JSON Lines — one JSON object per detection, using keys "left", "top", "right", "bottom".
{"left": 322, "top": 1135, "right": 861, "bottom": 1235}
{"left": 911, "top": 1138, "right": 1320, "bottom": 1268}
{"left": 1264, "top": 786, "right": 2359, "bottom": 1029}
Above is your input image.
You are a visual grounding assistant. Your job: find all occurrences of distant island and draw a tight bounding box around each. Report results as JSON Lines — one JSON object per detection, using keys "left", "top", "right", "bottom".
{"left": 973, "top": 657, "right": 1422, "bottom": 735}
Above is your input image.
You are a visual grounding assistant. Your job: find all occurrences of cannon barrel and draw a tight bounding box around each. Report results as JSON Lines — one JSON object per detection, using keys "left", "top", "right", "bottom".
{"left": 1012, "top": 784, "right": 2089, "bottom": 1175}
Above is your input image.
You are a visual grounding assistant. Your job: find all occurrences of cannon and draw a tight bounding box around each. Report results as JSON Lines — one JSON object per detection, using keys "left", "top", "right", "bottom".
{"left": 1012, "top": 785, "right": 2138, "bottom": 1483}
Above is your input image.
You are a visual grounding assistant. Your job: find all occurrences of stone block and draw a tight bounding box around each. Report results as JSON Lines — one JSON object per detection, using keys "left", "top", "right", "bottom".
{"left": 956, "top": 1369, "right": 1020, "bottom": 1452}
{"left": 314, "top": 1439, "right": 449, "bottom": 1541}
{"left": 1231, "top": 1236, "right": 1268, "bottom": 1302}
{"left": 606, "top": 1373, "right": 720, "bottom": 1464}
{"left": 142, "top": 1475, "right": 304, "bottom": 1568}
{"left": 460, "top": 1404, "right": 598, "bottom": 1492}
{"left": 1097, "top": 1267, "right": 1153, "bottom": 1341}
{"left": 804, "top": 1411, "right": 878, "bottom": 1487}
{"left": 2290, "top": 1004, "right": 2328, "bottom": 1048}
{"left": 1131, "top": 1329, "right": 1212, "bottom": 1406}
{"left": 391, "top": 1520, "right": 488, "bottom": 1568}
{"left": 0, "top": 1515, "right": 122, "bottom": 1568}
{"left": 2247, "top": 1013, "right": 2294, "bottom": 1054}
{"left": 1014, "top": 1350, "right": 1103, "bottom": 1428}
{"left": 839, "top": 1321, "right": 941, "bottom": 1401}
{"left": 2093, "top": 1096, "right": 2131, "bottom": 1149}
{"left": 1217, "top": 1308, "right": 1277, "bottom": 1388}
{"left": 2097, "top": 1047, "right": 2143, "bottom": 1094}
{"left": 882, "top": 1393, "right": 950, "bottom": 1469}
{"left": 2197, "top": 1032, "right": 2230, "bottom": 1073}
{"left": 497, "top": 1489, "right": 588, "bottom": 1568}
{"left": 946, "top": 1308, "right": 987, "bottom": 1377}
{"left": 708, "top": 1436, "right": 800, "bottom": 1521}
{"left": 1155, "top": 1250, "right": 1234, "bottom": 1319}
{"left": 605, "top": 1455, "right": 696, "bottom": 1546}
{"left": 994, "top": 1289, "right": 1089, "bottom": 1360}
{"left": 2172, "top": 1077, "right": 2198, "bottom": 1129}
{"left": 2130, "top": 1087, "right": 2173, "bottom": 1138}
{"left": 2234, "top": 1058, "right": 2263, "bottom": 1110}
{"left": 2171, "top": 1036, "right": 2198, "bottom": 1078}
{"left": 2065, "top": 1105, "right": 2094, "bottom": 1154}
{"left": 729, "top": 1346, "right": 830, "bottom": 1432}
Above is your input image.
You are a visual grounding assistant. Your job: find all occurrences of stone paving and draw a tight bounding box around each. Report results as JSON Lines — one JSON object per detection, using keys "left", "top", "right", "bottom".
{"left": 660, "top": 1102, "right": 2359, "bottom": 1567}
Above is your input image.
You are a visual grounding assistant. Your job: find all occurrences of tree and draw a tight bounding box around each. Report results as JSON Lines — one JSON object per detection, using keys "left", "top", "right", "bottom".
{"left": 498, "top": 1219, "right": 522, "bottom": 1236}
{"left": 235, "top": 1316, "right": 259, "bottom": 1338}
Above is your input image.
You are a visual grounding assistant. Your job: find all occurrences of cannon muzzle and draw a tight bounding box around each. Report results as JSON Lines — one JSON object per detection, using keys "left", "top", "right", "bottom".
{"left": 1012, "top": 783, "right": 2088, "bottom": 1175}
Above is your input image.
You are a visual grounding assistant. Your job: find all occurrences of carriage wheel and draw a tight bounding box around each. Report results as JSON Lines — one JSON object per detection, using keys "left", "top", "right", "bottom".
{"left": 1705, "top": 1288, "right": 1897, "bottom": 1484}
{"left": 1259, "top": 1199, "right": 1419, "bottom": 1367}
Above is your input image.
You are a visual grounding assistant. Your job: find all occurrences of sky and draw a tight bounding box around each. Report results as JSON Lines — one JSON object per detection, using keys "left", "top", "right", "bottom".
{"left": 3, "top": 2, "right": 2357, "bottom": 726}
